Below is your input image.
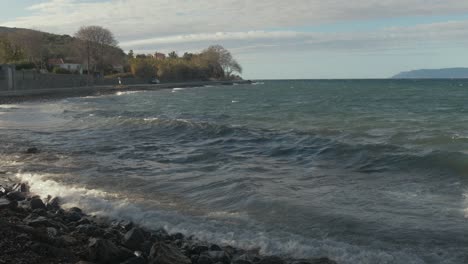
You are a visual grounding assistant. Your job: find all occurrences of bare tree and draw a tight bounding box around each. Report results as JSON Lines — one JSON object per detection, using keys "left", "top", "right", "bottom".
{"left": 203, "top": 45, "right": 242, "bottom": 79}
{"left": 75, "top": 25, "right": 118, "bottom": 82}
{"left": 9, "top": 31, "right": 47, "bottom": 70}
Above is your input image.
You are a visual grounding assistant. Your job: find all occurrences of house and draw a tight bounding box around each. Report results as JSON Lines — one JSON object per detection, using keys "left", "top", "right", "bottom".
{"left": 154, "top": 52, "right": 166, "bottom": 60}
{"left": 48, "top": 58, "right": 83, "bottom": 74}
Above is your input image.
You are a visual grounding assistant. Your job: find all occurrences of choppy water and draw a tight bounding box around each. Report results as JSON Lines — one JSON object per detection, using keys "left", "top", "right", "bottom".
{"left": 2, "top": 80, "right": 468, "bottom": 263}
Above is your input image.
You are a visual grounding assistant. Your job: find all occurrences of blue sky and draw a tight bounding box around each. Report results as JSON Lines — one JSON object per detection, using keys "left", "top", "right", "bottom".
{"left": 2, "top": 0, "right": 468, "bottom": 79}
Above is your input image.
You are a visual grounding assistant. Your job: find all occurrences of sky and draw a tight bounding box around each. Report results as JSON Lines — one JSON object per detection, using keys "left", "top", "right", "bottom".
{"left": 1, "top": 0, "right": 468, "bottom": 79}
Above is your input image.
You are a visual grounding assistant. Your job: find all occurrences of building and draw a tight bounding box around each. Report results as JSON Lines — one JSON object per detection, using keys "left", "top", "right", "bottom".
{"left": 154, "top": 52, "right": 166, "bottom": 60}
{"left": 48, "top": 58, "right": 83, "bottom": 74}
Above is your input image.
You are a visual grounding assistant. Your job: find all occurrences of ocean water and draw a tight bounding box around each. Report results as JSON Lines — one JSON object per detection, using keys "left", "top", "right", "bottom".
{"left": 1, "top": 80, "right": 468, "bottom": 263}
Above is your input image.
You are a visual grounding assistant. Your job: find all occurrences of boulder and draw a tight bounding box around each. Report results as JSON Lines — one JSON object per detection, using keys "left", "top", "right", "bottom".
{"left": 76, "top": 224, "right": 105, "bottom": 237}
{"left": 12, "top": 183, "right": 28, "bottom": 192}
{"left": 0, "top": 197, "right": 16, "bottom": 209}
{"left": 6, "top": 191, "right": 26, "bottom": 201}
{"left": 309, "top": 258, "right": 338, "bottom": 264}
{"left": 30, "top": 242, "right": 72, "bottom": 258}
{"left": 190, "top": 244, "right": 209, "bottom": 255}
{"left": 26, "top": 147, "right": 39, "bottom": 154}
{"left": 197, "top": 255, "right": 214, "bottom": 264}
{"left": 148, "top": 241, "right": 191, "bottom": 264}
{"left": 121, "top": 256, "right": 148, "bottom": 264}
{"left": 46, "top": 197, "right": 60, "bottom": 211}
{"left": 210, "top": 244, "right": 222, "bottom": 251}
{"left": 258, "top": 256, "right": 285, "bottom": 264}
{"left": 30, "top": 197, "right": 46, "bottom": 210}
{"left": 122, "top": 227, "right": 147, "bottom": 251}
{"left": 65, "top": 211, "right": 82, "bottom": 222}
{"left": 88, "top": 238, "right": 134, "bottom": 264}
{"left": 202, "top": 251, "right": 230, "bottom": 264}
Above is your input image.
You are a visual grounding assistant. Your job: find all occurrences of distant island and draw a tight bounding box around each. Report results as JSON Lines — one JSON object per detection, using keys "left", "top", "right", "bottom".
{"left": 392, "top": 68, "right": 468, "bottom": 79}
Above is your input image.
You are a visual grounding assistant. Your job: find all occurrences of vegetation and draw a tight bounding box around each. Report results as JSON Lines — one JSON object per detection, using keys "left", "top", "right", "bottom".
{"left": 0, "top": 26, "right": 243, "bottom": 81}
{"left": 130, "top": 45, "right": 242, "bottom": 82}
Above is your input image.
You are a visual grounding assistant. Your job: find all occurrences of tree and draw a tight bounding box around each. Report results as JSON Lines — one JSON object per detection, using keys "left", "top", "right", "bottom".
{"left": 128, "top": 50, "right": 134, "bottom": 59}
{"left": 8, "top": 31, "right": 47, "bottom": 69}
{"left": 168, "top": 51, "right": 178, "bottom": 59}
{"left": 75, "top": 25, "right": 118, "bottom": 77}
{"left": 202, "top": 45, "right": 242, "bottom": 78}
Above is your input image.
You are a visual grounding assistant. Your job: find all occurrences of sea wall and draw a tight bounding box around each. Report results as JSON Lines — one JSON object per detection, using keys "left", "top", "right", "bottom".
{"left": 0, "top": 66, "right": 147, "bottom": 92}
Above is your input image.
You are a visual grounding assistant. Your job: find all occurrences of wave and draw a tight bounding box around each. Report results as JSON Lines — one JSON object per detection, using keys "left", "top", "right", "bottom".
{"left": 14, "top": 172, "right": 430, "bottom": 263}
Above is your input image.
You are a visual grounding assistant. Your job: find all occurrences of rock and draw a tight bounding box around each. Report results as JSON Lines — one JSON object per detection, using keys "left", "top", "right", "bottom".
{"left": 11, "top": 183, "right": 28, "bottom": 192}
{"left": 0, "top": 186, "right": 7, "bottom": 196}
{"left": 76, "top": 224, "right": 104, "bottom": 237}
{"left": 232, "top": 260, "right": 252, "bottom": 264}
{"left": 210, "top": 244, "right": 222, "bottom": 251}
{"left": 26, "top": 147, "right": 39, "bottom": 154}
{"left": 6, "top": 191, "right": 26, "bottom": 201}
{"left": 32, "top": 208, "right": 47, "bottom": 216}
{"left": 46, "top": 197, "right": 60, "bottom": 210}
{"left": 112, "top": 219, "right": 134, "bottom": 231}
{"left": 30, "top": 197, "right": 46, "bottom": 210}
{"left": 203, "top": 251, "right": 230, "bottom": 264}
{"left": 30, "top": 242, "right": 71, "bottom": 257}
{"left": 190, "top": 244, "right": 209, "bottom": 255}
{"left": 47, "top": 227, "right": 58, "bottom": 237}
{"left": 197, "top": 255, "right": 214, "bottom": 264}
{"left": 258, "top": 256, "right": 285, "bottom": 264}
{"left": 171, "top": 232, "right": 184, "bottom": 240}
{"left": 149, "top": 228, "right": 169, "bottom": 241}
{"left": 88, "top": 238, "right": 134, "bottom": 264}
{"left": 75, "top": 261, "right": 96, "bottom": 264}
{"left": 123, "top": 227, "right": 147, "bottom": 251}
{"left": 69, "top": 207, "right": 83, "bottom": 214}
{"left": 60, "top": 235, "right": 79, "bottom": 246}
{"left": 0, "top": 197, "right": 16, "bottom": 209}
{"left": 121, "top": 256, "right": 147, "bottom": 264}
{"left": 148, "top": 241, "right": 191, "bottom": 264}
{"left": 77, "top": 217, "right": 92, "bottom": 226}
{"left": 25, "top": 216, "right": 58, "bottom": 228}
{"left": 65, "top": 211, "right": 82, "bottom": 222}
{"left": 140, "top": 240, "right": 153, "bottom": 256}
{"left": 309, "top": 258, "right": 338, "bottom": 264}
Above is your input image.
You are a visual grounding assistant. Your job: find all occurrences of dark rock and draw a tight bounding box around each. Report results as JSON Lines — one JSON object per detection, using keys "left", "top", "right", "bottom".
{"left": 123, "top": 227, "right": 147, "bottom": 251}
{"left": 65, "top": 211, "right": 82, "bottom": 222}
{"left": 258, "top": 256, "right": 285, "bottom": 264}
{"left": 76, "top": 224, "right": 104, "bottom": 237}
{"left": 12, "top": 183, "right": 28, "bottom": 192}
{"left": 191, "top": 255, "right": 199, "bottom": 264}
{"left": 26, "top": 147, "right": 39, "bottom": 154}
{"left": 46, "top": 227, "right": 58, "bottom": 238}
{"left": 309, "top": 258, "right": 338, "bottom": 264}
{"left": 6, "top": 191, "right": 26, "bottom": 201}
{"left": 0, "top": 185, "right": 7, "bottom": 196}
{"left": 172, "top": 232, "right": 184, "bottom": 240}
{"left": 210, "top": 244, "right": 222, "bottom": 251}
{"left": 149, "top": 228, "right": 169, "bottom": 241}
{"left": 190, "top": 244, "right": 209, "bottom": 255}
{"left": 25, "top": 216, "right": 60, "bottom": 228}
{"left": 77, "top": 218, "right": 92, "bottom": 226}
{"left": 30, "top": 242, "right": 71, "bottom": 257}
{"left": 197, "top": 255, "right": 214, "bottom": 264}
{"left": 149, "top": 241, "right": 191, "bottom": 264}
{"left": 30, "top": 197, "right": 46, "bottom": 210}
{"left": 88, "top": 238, "right": 134, "bottom": 264}
{"left": 141, "top": 240, "right": 153, "bottom": 256}
{"left": 232, "top": 260, "right": 252, "bottom": 264}
{"left": 32, "top": 208, "right": 47, "bottom": 216}
{"left": 112, "top": 219, "right": 134, "bottom": 231}
{"left": 121, "top": 256, "right": 148, "bottom": 264}
{"left": 46, "top": 197, "right": 60, "bottom": 210}
{"left": 203, "top": 251, "right": 230, "bottom": 264}
{"left": 0, "top": 197, "right": 15, "bottom": 209}
{"left": 60, "top": 235, "right": 79, "bottom": 246}
{"left": 76, "top": 261, "right": 96, "bottom": 264}
{"left": 69, "top": 207, "right": 83, "bottom": 214}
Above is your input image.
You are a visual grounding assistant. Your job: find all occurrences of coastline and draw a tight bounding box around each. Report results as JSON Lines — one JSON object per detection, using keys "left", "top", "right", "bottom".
{"left": 0, "top": 179, "right": 337, "bottom": 264}
{"left": 0, "top": 80, "right": 253, "bottom": 104}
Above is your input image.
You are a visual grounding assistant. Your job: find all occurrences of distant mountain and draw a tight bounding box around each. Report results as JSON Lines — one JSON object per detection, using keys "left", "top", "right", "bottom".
{"left": 392, "top": 68, "right": 468, "bottom": 79}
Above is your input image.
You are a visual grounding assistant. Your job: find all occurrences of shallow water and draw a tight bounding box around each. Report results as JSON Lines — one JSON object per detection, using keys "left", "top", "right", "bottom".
{"left": 2, "top": 80, "right": 468, "bottom": 263}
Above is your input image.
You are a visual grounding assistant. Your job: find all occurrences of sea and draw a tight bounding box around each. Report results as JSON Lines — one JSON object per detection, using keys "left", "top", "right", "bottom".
{"left": 1, "top": 79, "right": 468, "bottom": 264}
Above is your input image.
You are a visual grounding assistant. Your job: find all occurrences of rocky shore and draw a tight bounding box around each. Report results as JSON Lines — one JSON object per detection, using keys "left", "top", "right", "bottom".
{"left": 0, "top": 181, "right": 337, "bottom": 264}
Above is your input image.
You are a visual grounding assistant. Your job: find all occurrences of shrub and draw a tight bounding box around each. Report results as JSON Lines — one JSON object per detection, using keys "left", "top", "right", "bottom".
{"left": 52, "top": 67, "right": 71, "bottom": 74}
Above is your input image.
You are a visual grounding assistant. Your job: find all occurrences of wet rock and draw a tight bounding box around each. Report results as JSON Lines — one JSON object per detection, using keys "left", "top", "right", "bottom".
{"left": 190, "top": 244, "right": 209, "bottom": 255}
{"left": 259, "top": 256, "right": 285, "bottom": 264}
{"left": 25, "top": 216, "right": 60, "bottom": 228}
{"left": 6, "top": 191, "right": 26, "bottom": 201}
{"left": 46, "top": 197, "right": 60, "bottom": 211}
{"left": 76, "top": 261, "right": 96, "bottom": 264}
{"left": 232, "top": 260, "right": 252, "bottom": 264}
{"left": 0, "top": 197, "right": 15, "bottom": 209}
{"left": 210, "top": 244, "right": 222, "bottom": 251}
{"left": 77, "top": 217, "right": 92, "bottom": 226}
{"left": 32, "top": 208, "right": 47, "bottom": 216}
{"left": 197, "top": 255, "right": 214, "bottom": 264}
{"left": 69, "top": 207, "right": 83, "bottom": 214}
{"left": 30, "top": 242, "right": 71, "bottom": 257}
{"left": 203, "top": 251, "right": 230, "bottom": 264}
{"left": 0, "top": 185, "right": 7, "bottom": 196}
{"left": 232, "top": 254, "right": 259, "bottom": 264}
{"left": 121, "top": 256, "right": 148, "bottom": 264}
{"left": 111, "top": 219, "right": 134, "bottom": 231}
{"left": 141, "top": 240, "right": 153, "bottom": 256}
{"left": 123, "top": 227, "right": 147, "bottom": 251}
{"left": 148, "top": 241, "right": 191, "bottom": 264}
{"left": 60, "top": 235, "right": 79, "bottom": 246}
{"left": 88, "top": 238, "right": 134, "bottom": 264}
{"left": 76, "top": 224, "right": 105, "bottom": 237}
{"left": 12, "top": 183, "right": 28, "bottom": 192}
{"left": 171, "top": 232, "right": 184, "bottom": 240}
{"left": 309, "top": 258, "right": 338, "bottom": 264}
{"left": 30, "top": 197, "right": 46, "bottom": 210}
{"left": 26, "top": 147, "right": 39, "bottom": 154}
{"left": 47, "top": 227, "right": 58, "bottom": 238}
{"left": 149, "top": 228, "right": 170, "bottom": 241}
{"left": 65, "top": 211, "right": 82, "bottom": 222}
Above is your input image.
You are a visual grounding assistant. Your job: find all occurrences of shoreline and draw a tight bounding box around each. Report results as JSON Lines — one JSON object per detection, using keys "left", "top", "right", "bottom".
{"left": 0, "top": 80, "right": 252, "bottom": 104}
{"left": 0, "top": 180, "right": 337, "bottom": 264}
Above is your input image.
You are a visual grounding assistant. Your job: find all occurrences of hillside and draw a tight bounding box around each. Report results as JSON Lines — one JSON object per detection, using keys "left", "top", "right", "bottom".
{"left": 392, "top": 68, "right": 468, "bottom": 79}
